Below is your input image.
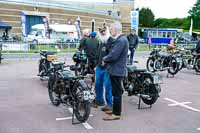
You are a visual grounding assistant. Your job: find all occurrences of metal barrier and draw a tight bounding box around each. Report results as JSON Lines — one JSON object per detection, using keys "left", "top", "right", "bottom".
{"left": 0, "top": 41, "right": 80, "bottom": 54}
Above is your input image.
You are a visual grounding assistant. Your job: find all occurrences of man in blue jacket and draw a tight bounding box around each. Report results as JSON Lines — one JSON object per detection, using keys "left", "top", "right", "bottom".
{"left": 102, "top": 21, "right": 128, "bottom": 121}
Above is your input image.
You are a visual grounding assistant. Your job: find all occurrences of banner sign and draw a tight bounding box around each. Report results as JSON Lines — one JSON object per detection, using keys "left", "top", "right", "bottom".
{"left": 43, "top": 17, "right": 50, "bottom": 39}
{"left": 130, "top": 10, "right": 139, "bottom": 34}
{"left": 20, "top": 11, "right": 27, "bottom": 36}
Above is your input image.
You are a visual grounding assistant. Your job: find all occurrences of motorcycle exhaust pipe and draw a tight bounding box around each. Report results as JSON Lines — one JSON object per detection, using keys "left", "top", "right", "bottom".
{"left": 136, "top": 94, "right": 150, "bottom": 99}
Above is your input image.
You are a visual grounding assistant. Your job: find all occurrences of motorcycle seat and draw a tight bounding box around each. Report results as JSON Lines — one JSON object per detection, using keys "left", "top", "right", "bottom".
{"left": 127, "top": 65, "right": 137, "bottom": 72}
{"left": 52, "top": 61, "right": 65, "bottom": 66}
{"left": 61, "top": 70, "right": 75, "bottom": 79}
{"left": 158, "top": 51, "right": 170, "bottom": 57}
{"left": 127, "top": 65, "right": 147, "bottom": 73}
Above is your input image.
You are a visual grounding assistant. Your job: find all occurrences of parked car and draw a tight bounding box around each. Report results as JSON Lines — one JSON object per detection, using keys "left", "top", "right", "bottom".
{"left": 138, "top": 37, "right": 145, "bottom": 44}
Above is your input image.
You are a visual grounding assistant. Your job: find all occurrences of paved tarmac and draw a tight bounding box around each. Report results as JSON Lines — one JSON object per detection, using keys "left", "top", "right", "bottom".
{"left": 0, "top": 53, "right": 200, "bottom": 133}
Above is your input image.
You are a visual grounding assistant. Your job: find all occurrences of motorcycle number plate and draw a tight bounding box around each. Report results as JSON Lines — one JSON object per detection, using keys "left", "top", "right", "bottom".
{"left": 83, "top": 91, "right": 90, "bottom": 101}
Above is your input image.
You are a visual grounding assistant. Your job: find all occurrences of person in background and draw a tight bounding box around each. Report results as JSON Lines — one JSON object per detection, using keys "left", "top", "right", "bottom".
{"left": 102, "top": 21, "right": 128, "bottom": 121}
{"left": 127, "top": 28, "right": 138, "bottom": 64}
{"left": 148, "top": 36, "right": 152, "bottom": 50}
{"left": 84, "top": 31, "right": 99, "bottom": 74}
{"left": 94, "top": 26, "right": 114, "bottom": 112}
{"left": 78, "top": 29, "right": 90, "bottom": 51}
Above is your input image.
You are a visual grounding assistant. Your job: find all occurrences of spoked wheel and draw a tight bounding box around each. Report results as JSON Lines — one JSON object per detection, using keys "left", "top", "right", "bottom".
{"left": 168, "top": 57, "right": 179, "bottom": 75}
{"left": 74, "top": 85, "right": 90, "bottom": 123}
{"left": 146, "top": 57, "right": 156, "bottom": 72}
{"left": 194, "top": 58, "right": 200, "bottom": 73}
{"left": 48, "top": 80, "right": 60, "bottom": 106}
{"left": 141, "top": 75, "right": 159, "bottom": 105}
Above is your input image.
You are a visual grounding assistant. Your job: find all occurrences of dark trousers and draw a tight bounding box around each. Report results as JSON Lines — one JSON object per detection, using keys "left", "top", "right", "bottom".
{"left": 129, "top": 48, "right": 135, "bottom": 64}
{"left": 110, "top": 75, "right": 124, "bottom": 116}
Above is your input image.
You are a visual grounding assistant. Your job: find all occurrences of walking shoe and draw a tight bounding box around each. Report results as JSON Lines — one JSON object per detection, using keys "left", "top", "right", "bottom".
{"left": 91, "top": 100, "right": 105, "bottom": 108}
{"left": 101, "top": 106, "right": 112, "bottom": 112}
{"left": 105, "top": 110, "right": 112, "bottom": 115}
{"left": 103, "top": 114, "right": 121, "bottom": 121}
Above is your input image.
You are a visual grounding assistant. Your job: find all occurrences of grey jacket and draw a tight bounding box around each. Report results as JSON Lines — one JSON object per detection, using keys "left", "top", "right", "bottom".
{"left": 103, "top": 35, "right": 129, "bottom": 77}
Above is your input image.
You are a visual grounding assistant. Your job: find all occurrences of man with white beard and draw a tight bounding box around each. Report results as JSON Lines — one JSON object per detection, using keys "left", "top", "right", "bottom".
{"left": 94, "top": 26, "right": 115, "bottom": 112}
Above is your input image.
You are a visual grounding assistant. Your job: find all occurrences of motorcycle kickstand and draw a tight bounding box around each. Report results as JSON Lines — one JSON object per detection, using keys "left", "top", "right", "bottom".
{"left": 196, "top": 72, "right": 200, "bottom": 75}
{"left": 138, "top": 94, "right": 141, "bottom": 109}
{"left": 72, "top": 101, "right": 81, "bottom": 125}
{"left": 138, "top": 94, "right": 152, "bottom": 109}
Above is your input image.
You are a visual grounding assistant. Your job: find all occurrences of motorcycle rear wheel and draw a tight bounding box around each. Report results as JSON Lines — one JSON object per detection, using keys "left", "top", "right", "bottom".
{"left": 48, "top": 80, "right": 61, "bottom": 106}
{"left": 141, "top": 75, "right": 159, "bottom": 105}
{"left": 168, "top": 57, "right": 179, "bottom": 75}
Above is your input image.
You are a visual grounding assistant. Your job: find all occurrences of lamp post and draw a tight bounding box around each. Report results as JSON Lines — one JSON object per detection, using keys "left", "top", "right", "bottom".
{"left": 91, "top": 18, "right": 95, "bottom": 32}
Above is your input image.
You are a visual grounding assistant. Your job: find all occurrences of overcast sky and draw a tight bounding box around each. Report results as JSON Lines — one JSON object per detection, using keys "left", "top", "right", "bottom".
{"left": 53, "top": 0, "right": 196, "bottom": 18}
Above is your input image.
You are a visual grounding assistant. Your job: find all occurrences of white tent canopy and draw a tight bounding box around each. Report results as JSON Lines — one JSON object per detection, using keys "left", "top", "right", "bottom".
{"left": 31, "top": 24, "right": 77, "bottom": 32}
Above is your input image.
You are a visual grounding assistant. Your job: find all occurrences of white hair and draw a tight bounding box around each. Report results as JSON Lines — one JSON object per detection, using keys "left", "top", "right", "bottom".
{"left": 97, "top": 26, "right": 110, "bottom": 43}
{"left": 82, "top": 29, "right": 90, "bottom": 36}
{"left": 111, "top": 21, "right": 122, "bottom": 33}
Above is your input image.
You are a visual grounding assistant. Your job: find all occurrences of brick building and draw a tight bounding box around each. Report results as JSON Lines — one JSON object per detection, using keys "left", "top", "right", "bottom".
{"left": 0, "top": 0, "right": 134, "bottom": 37}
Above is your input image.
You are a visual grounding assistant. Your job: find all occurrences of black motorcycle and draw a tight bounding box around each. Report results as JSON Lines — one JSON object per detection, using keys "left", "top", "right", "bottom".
{"left": 124, "top": 63, "right": 162, "bottom": 108}
{"left": 72, "top": 50, "right": 95, "bottom": 76}
{"left": 38, "top": 50, "right": 57, "bottom": 80}
{"left": 146, "top": 48, "right": 181, "bottom": 76}
{"left": 48, "top": 61, "right": 94, "bottom": 123}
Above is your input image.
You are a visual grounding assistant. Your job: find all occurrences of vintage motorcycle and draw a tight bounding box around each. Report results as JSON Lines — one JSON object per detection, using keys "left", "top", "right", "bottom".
{"left": 48, "top": 61, "right": 95, "bottom": 123}
{"left": 146, "top": 48, "right": 181, "bottom": 76}
{"left": 178, "top": 48, "right": 200, "bottom": 73}
{"left": 124, "top": 63, "right": 162, "bottom": 108}
{"left": 38, "top": 50, "right": 57, "bottom": 80}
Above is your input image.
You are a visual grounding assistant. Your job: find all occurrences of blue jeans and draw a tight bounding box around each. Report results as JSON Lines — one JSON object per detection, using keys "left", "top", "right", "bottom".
{"left": 95, "top": 66, "right": 112, "bottom": 107}
{"left": 129, "top": 48, "right": 135, "bottom": 60}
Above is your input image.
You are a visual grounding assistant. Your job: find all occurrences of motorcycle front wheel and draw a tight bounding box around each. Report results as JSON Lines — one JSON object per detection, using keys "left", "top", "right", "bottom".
{"left": 74, "top": 84, "right": 91, "bottom": 123}
{"left": 141, "top": 75, "right": 159, "bottom": 105}
{"left": 146, "top": 57, "right": 156, "bottom": 72}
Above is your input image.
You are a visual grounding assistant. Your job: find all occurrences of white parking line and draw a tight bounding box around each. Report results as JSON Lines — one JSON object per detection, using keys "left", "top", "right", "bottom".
{"left": 168, "top": 102, "right": 192, "bottom": 106}
{"left": 164, "top": 98, "right": 200, "bottom": 112}
{"left": 56, "top": 107, "right": 94, "bottom": 130}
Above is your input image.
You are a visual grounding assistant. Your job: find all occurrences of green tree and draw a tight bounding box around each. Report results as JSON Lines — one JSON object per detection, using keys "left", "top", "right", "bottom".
{"left": 139, "top": 8, "right": 155, "bottom": 27}
{"left": 189, "top": 0, "right": 200, "bottom": 29}
{"left": 153, "top": 18, "right": 190, "bottom": 29}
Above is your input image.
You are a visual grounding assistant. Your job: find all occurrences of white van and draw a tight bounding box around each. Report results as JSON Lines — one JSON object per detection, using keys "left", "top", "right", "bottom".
{"left": 25, "top": 24, "right": 78, "bottom": 44}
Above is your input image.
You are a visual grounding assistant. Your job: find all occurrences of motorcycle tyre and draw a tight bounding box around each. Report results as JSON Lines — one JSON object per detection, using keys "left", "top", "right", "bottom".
{"left": 146, "top": 57, "right": 156, "bottom": 72}
{"left": 141, "top": 75, "right": 159, "bottom": 105}
{"left": 48, "top": 79, "right": 61, "bottom": 106}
